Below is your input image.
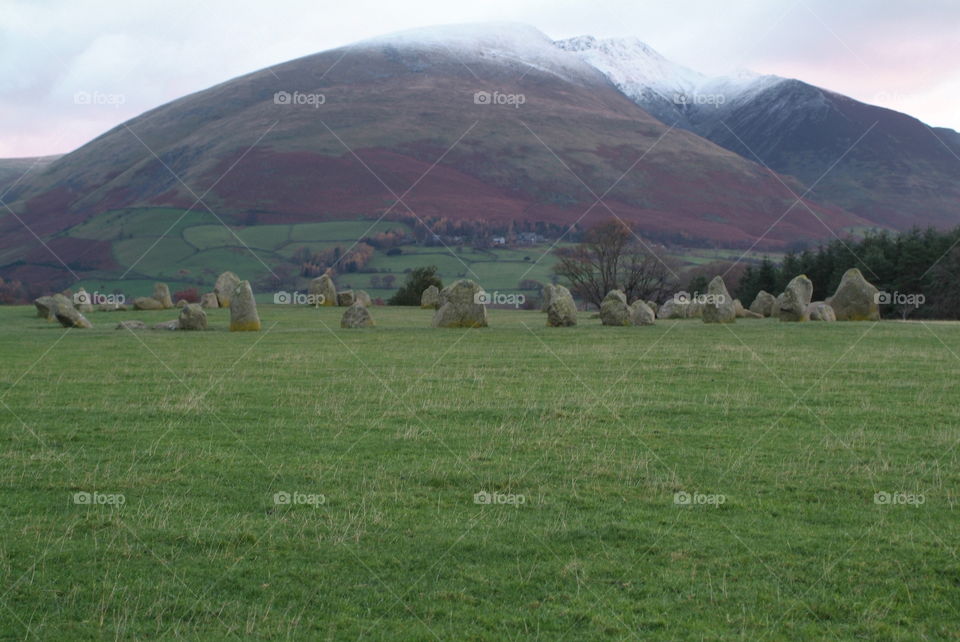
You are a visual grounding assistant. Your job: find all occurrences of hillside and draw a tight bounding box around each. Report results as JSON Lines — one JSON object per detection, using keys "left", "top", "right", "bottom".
{"left": 0, "top": 23, "right": 863, "bottom": 294}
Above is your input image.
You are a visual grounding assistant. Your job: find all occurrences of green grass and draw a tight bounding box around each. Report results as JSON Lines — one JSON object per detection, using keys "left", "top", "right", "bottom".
{"left": 1, "top": 306, "right": 958, "bottom": 639}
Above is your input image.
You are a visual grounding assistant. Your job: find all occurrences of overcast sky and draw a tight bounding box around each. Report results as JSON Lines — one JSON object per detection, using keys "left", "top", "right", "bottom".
{"left": 2, "top": 0, "right": 958, "bottom": 158}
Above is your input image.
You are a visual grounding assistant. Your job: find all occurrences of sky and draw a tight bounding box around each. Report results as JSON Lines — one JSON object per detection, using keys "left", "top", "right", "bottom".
{"left": 2, "top": 0, "right": 958, "bottom": 158}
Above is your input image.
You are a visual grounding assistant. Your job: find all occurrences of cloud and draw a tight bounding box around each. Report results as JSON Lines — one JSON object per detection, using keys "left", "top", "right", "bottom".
{"left": 1, "top": 0, "right": 958, "bottom": 156}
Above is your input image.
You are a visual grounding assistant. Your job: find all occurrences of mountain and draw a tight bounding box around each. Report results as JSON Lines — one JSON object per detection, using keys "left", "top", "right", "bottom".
{"left": 559, "top": 35, "right": 960, "bottom": 230}
{"left": 0, "top": 156, "right": 62, "bottom": 194}
{"left": 0, "top": 23, "right": 863, "bottom": 292}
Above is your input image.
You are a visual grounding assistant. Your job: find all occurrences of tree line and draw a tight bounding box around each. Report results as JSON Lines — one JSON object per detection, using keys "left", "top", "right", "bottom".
{"left": 736, "top": 227, "right": 960, "bottom": 319}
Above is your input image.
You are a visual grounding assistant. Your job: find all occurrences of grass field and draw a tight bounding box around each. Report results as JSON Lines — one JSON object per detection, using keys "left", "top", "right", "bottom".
{"left": 2, "top": 305, "right": 958, "bottom": 639}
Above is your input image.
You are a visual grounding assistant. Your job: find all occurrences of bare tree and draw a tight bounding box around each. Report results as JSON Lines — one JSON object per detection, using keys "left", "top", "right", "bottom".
{"left": 553, "top": 220, "right": 678, "bottom": 308}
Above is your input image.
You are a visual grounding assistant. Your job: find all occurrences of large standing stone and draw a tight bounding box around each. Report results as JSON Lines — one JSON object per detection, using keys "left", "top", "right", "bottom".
{"left": 214, "top": 271, "right": 241, "bottom": 308}
{"left": 178, "top": 303, "right": 208, "bottom": 330}
{"left": 826, "top": 268, "right": 880, "bottom": 321}
{"left": 778, "top": 275, "right": 814, "bottom": 322}
{"left": 600, "top": 290, "right": 631, "bottom": 326}
{"left": 702, "top": 276, "right": 736, "bottom": 324}
{"left": 340, "top": 302, "right": 375, "bottom": 328}
{"left": 546, "top": 285, "right": 577, "bottom": 327}
{"left": 354, "top": 290, "right": 373, "bottom": 307}
{"left": 749, "top": 291, "right": 776, "bottom": 317}
{"left": 200, "top": 292, "right": 219, "bottom": 308}
{"left": 229, "top": 281, "right": 261, "bottom": 331}
{"left": 133, "top": 296, "right": 164, "bottom": 310}
{"left": 646, "top": 300, "right": 659, "bottom": 315}
{"left": 55, "top": 305, "right": 92, "bottom": 329}
{"left": 336, "top": 290, "right": 355, "bottom": 307}
{"left": 432, "top": 279, "right": 488, "bottom": 328}
{"left": 309, "top": 274, "right": 337, "bottom": 306}
{"left": 153, "top": 283, "right": 174, "bottom": 309}
{"left": 807, "top": 301, "right": 837, "bottom": 322}
{"left": 540, "top": 284, "right": 556, "bottom": 312}
{"left": 630, "top": 300, "right": 656, "bottom": 326}
{"left": 420, "top": 285, "right": 440, "bottom": 309}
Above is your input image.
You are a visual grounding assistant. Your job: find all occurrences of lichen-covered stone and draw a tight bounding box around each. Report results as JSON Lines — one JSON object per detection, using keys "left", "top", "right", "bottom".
{"left": 432, "top": 280, "right": 488, "bottom": 328}
{"left": 826, "top": 268, "right": 880, "bottom": 321}
{"left": 702, "top": 276, "right": 735, "bottom": 324}
{"left": 340, "top": 302, "right": 375, "bottom": 328}
{"left": 779, "top": 275, "right": 814, "bottom": 322}
{"left": 229, "top": 281, "right": 261, "bottom": 331}
{"left": 214, "top": 271, "right": 241, "bottom": 307}
{"left": 546, "top": 285, "right": 577, "bottom": 327}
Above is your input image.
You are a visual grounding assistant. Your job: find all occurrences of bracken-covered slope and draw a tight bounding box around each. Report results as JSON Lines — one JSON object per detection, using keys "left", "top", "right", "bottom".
{"left": 1, "top": 23, "right": 866, "bottom": 288}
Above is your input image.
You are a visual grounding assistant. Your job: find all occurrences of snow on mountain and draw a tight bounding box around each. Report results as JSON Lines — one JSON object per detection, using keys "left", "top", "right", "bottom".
{"left": 555, "top": 35, "right": 785, "bottom": 127}
{"left": 554, "top": 36, "right": 705, "bottom": 103}
{"left": 358, "top": 23, "right": 605, "bottom": 84}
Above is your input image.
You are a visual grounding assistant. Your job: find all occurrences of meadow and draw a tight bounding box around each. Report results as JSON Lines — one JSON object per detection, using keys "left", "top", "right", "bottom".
{"left": 1, "top": 304, "right": 958, "bottom": 639}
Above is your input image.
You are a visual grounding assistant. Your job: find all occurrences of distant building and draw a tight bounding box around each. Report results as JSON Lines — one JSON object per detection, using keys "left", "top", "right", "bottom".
{"left": 492, "top": 236, "right": 507, "bottom": 246}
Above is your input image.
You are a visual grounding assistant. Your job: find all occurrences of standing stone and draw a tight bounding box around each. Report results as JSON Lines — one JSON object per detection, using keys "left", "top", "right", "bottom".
{"left": 153, "top": 283, "right": 174, "bottom": 309}
{"left": 778, "top": 275, "right": 814, "bottom": 322}
{"left": 175, "top": 299, "right": 188, "bottom": 308}
{"left": 354, "top": 290, "right": 373, "bottom": 307}
{"left": 178, "top": 303, "right": 208, "bottom": 330}
{"left": 646, "top": 300, "right": 659, "bottom": 315}
{"left": 309, "top": 274, "right": 337, "bottom": 306}
{"left": 807, "top": 301, "right": 837, "bottom": 322}
{"left": 540, "top": 284, "right": 556, "bottom": 312}
{"left": 200, "top": 292, "right": 219, "bottom": 308}
{"left": 600, "top": 290, "right": 631, "bottom": 326}
{"left": 55, "top": 305, "right": 92, "bottom": 329}
{"left": 340, "top": 302, "right": 375, "bottom": 328}
{"left": 749, "top": 291, "right": 776, "bottom": 317}
{"left": 229, "top": 281, "right": 261, "bottom": 331}
{"left": 630, "top": 300, "right": 656, "bottom": 326}
{"left": 546, "top": 285, "right": 577, "bottom": 327}
{"left": 420, "top": 285, "right": 440, "bottom": 309}
{"left": 686, "top": 301, "right": 704, "bottom": 318}
{"left": 432, "top": 279, "right": 488, "bottom": 328}
{"left": 702, "top": 276, "right": 736, "bottom": 324}
{"left": 826, "top": 268, "right": 880, "bottom": 321}
{"left": 74, "top": 288, "right": 94, "bottom": 312}
{"left": 97, "top": 302, "right": 124, "bottom": 312}
{"left": 336, "top": 290, "right": 355, "bottom": 307}
{"left": 774, "top": 293, "right": 785, "bottom": 315}
{"left": 656, "top": 298, "right": 688, "bottom": 319}
{"left": 214, "top": 271, "right": 241, "bottom": 308}
{"left": 133, "top": 297, "right": 164, "bottom": 310}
